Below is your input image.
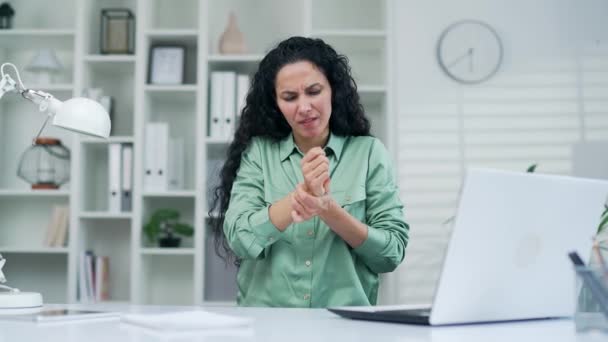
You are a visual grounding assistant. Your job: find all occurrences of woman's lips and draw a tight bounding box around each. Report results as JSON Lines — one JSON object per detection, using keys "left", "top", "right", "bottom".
{"left": 299, "top": 117, "right": 318, "bottom": 128}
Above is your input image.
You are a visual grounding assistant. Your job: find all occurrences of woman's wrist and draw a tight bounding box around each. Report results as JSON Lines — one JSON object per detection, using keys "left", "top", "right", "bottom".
{"left": 318, "top": 196, "right": 338, "bottom": 220}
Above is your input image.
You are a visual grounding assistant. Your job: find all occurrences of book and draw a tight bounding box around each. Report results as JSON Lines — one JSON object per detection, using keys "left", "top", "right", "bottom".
{"left": 95, "top": 256, "right": 110, "bottom": 302}
{"left": 51, "top": 206, "right": 69, "bottom": 247}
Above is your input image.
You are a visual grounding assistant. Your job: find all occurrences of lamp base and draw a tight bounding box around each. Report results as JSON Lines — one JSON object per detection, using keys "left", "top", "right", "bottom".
{"left": 0, "top": 292, "right": 43, "bottom": 310}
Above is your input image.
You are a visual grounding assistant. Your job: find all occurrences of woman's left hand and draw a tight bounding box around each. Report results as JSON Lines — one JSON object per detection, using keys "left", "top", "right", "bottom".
{"left": 291, "top": 182, "right": 333, "bottom": 223}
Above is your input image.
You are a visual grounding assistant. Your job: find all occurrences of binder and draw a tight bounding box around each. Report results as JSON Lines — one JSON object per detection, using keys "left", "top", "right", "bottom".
{"left": 168, "top": 137, "right": 185, "bottom": 190}
{"left": 209, "top": 72, "right": 224, "bottom": 138}
{"left": 144, "top": 123, "right": 157, "bottom": 191}
{"left": 121, "top": 144, "right": 133, "bottom": 211}
{"left": 236, "top": 74, "right": 249, "bottom": 118}
{"left": 108, "top": 143, "right": 122, "bottom": 212}
{"left": 222, "top": 72, "right": 236, "bottom": 139}
{"left": 155, "top": 122, "right": 169, "bottom": 191}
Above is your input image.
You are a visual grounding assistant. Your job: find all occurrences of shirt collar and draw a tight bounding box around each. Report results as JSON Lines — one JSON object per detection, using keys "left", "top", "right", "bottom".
{"left": 279, "top": 132, "right": 345, "bottom": 162}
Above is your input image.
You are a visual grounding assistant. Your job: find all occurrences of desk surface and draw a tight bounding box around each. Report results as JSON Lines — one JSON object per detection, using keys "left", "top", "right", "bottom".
{"left": 0, "top": 303, "right": 605, "bottom": 342}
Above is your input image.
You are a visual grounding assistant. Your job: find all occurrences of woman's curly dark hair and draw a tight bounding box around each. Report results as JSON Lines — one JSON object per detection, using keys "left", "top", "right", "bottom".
{"left": 209, "top": 36, "right": 371, "bottom": 265}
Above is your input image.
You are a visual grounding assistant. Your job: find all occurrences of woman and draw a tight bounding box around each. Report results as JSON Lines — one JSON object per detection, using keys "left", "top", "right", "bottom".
{"left": 209, "top": 36, "right": 408, "bottom": 307}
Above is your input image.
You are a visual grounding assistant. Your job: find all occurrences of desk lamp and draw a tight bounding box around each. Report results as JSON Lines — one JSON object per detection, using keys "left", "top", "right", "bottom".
{"left": 0, "top": 63, "right": 111, "bottom": 139}
{"left": 0, "top": 63, "right": 111, "bottom": 310}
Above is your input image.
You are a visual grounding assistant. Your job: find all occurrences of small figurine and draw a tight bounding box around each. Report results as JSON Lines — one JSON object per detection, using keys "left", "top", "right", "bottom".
{"left": 0, "top": 2, "right": 15, "bottom": 29}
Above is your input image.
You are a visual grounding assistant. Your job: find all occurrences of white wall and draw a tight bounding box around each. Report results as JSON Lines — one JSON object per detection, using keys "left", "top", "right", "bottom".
{"left": 393, "top": 0, "right": 608, "bottom": 304}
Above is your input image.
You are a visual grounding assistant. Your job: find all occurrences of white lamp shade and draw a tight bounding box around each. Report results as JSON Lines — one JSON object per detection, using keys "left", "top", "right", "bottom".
{"left": 52, "top": 97, "right": 111, "bottom": 138}
{"left": 26, "top": 49, "right": 63, "bottom": 72}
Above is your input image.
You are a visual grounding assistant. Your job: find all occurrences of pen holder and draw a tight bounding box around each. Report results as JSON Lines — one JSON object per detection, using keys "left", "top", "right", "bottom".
{"left": 574, "top": 265, "right": 608, "bottom": 333}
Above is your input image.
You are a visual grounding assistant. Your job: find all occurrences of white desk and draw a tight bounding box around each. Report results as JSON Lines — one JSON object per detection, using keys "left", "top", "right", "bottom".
{"left": 0, "top": 304, "right": 605, "bottom": 342}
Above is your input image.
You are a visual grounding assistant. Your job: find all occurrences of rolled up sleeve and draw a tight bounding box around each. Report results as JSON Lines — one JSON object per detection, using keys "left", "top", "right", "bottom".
{"left": 353, "top": 139, "right": 409, "bottom": 273}
{"left": 223, "top": 140, "right": 282, "bottom": 259}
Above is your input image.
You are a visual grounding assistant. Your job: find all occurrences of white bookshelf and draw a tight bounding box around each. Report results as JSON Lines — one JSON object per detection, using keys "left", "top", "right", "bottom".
{"left": 0, "top": 0, "right": 394, "bottom": 306}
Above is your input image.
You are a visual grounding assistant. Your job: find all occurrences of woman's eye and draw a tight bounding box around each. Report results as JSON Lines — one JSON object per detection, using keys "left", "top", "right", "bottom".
{"left": 308, "top": 89, "right": 321, "bottom": 96}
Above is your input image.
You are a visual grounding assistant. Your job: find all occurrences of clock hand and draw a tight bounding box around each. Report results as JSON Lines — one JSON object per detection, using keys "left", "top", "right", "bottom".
{"left": 447, "top": 49, "right": 472, "bottom": 68}
{"left": 469, "top": 48, "right": 474, "bottom": 73}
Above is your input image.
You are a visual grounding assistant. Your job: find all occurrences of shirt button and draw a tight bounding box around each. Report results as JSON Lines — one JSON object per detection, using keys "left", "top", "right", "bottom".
{"left": 303, "top": 294, "right": 310, "bottom": 300}
{"left": 307, "top": 230, "right": 314, "bottom": 237}
{"left": 268, "top": 236, "right": 274, "bottom": 241}
{"left": 305, "top": 260, "right": 311, "bottom": 267}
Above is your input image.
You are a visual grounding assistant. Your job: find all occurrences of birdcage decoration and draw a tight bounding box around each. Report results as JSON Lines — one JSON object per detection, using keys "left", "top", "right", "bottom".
{"left": 17, "top": 137, "right": 70, "bottom": 189}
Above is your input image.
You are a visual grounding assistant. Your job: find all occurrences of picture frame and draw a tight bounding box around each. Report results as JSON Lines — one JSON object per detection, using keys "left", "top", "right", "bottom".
{"left": 148, "top": 45, "right": 186, "bottom": 85}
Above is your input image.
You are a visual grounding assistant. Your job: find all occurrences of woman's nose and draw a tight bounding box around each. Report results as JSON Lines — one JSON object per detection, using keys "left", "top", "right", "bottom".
{"left": 298, "top": 100, "right": 312, "bottom": 114}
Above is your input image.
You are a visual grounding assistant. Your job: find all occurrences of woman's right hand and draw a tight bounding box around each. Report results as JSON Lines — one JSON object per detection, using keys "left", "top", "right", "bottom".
{"left": 300, "top": 147, "right": 330, "bottom": 197}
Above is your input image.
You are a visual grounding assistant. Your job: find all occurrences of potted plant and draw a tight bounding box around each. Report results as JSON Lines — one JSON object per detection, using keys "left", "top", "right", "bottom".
{"left": 143, "top": 208, "right": 194, "bottom": 248}
{"left": 593, "top": 205, "right": 608, "bottom": 261}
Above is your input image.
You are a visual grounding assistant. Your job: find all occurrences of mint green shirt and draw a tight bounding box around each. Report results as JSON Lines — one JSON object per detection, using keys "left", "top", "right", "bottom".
{"left": 224, "top": 132, "right": 409, "bottom": 307}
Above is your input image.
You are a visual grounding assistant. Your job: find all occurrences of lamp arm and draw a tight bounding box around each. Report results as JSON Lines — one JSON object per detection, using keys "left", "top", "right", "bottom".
{"left": 1, "top": 63, "right": 65, "bottom": 143}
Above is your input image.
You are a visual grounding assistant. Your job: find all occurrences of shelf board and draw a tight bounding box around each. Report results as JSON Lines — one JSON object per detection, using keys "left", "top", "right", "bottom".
{"left": 144, "top": 84, "right": 198, "bottom": 92}
{"left": 145, "top": 29, "right": 198, "bottom": 37}
{"left": 206, "top": 137, "right": 232, "bottom": 144}
{"left": 81, "top": 136, "right": 134, "bottom": 144}
{"left": 0, "top": 29, "right": 75, "bottom": 37}
{"left": 79, "top": 212, "right": 133, "bottom": 219}
{"left": 358, "top": 85, "right": 386, "bottom": 93}
{"left": 207, "top": 54, "right": 264, "bottom": 63}
{"left": 143, "top": 190, "right": 196, "bottom": 198}
{"left": 0, "top": 246, "right": 69, "bottom": 254}
{"left": 312, "top": 29, "right": 387, "bottom": 38}
{"left": 141, "top": 248, "right": 195, "bottom": 256}
{"left": 0, "top": 189, "right": 70, "bottom": 197}
{"left": 84, "top": 55, "right": 136, "bottom": 63}
{"left": 0, "top": 30, "right": 75, "bottom": 49}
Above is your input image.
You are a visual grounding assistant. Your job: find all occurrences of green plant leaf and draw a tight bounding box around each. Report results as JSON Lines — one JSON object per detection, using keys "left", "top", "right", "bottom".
{"left": 173, "top": 223, "right": 194, "bottom": 237}
{"left": 141, "top": 208, "right": 195, "bottom": 242}
{"left": 526, "top": 164, "right": 537, "bottom": 173}
{"left": 598, "top": 204, "right": 608, "bottom": 234}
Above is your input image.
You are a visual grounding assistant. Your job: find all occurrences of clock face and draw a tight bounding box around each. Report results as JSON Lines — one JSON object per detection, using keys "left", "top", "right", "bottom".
{"left": 437, "top": 20, "right": 503, "bottom": 84}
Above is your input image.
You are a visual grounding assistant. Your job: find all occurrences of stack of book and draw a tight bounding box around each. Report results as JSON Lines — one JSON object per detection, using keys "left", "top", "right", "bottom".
{"left": 78, "top": 250, "right": 110, "bottom": 303}
{"left": 43, "top": 205, "right": 69, "bottom": 247}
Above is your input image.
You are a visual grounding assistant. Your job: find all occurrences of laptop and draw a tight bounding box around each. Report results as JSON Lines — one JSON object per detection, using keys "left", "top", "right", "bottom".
{"left": 329, "top": 168, "right": 608, "bottom": 325}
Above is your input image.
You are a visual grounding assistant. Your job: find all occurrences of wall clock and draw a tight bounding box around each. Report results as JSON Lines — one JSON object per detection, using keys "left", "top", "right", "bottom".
{"left": 437, "top": 20, "right": 503, "bottom": 84}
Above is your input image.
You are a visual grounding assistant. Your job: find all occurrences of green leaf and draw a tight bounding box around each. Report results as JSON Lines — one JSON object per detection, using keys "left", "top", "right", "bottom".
{"left": 173, "top": 223, "right": 194, "bottom": 237}
{"left": 598, "top": 205, "right": 608, "bottom": 234}
{"left": 526, "top": 164, "right": 537, "bottom": 173}
{"left": 143, "top": 208, "right": 193, "bottom": 243}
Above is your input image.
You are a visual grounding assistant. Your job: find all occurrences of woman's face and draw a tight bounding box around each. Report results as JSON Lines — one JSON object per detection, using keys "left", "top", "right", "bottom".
{"left": 275, "top": 61, "right": 332, "bottom": 145}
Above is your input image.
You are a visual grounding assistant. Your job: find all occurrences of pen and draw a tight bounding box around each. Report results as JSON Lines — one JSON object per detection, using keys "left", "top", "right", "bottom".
{"left": 568, "top": 251, "right": 608, "bottom": 319}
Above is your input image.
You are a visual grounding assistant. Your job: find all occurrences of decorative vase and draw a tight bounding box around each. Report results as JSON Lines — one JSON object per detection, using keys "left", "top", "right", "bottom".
{"left": 218, "top": 11, "right": 246, "bottom": 54}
